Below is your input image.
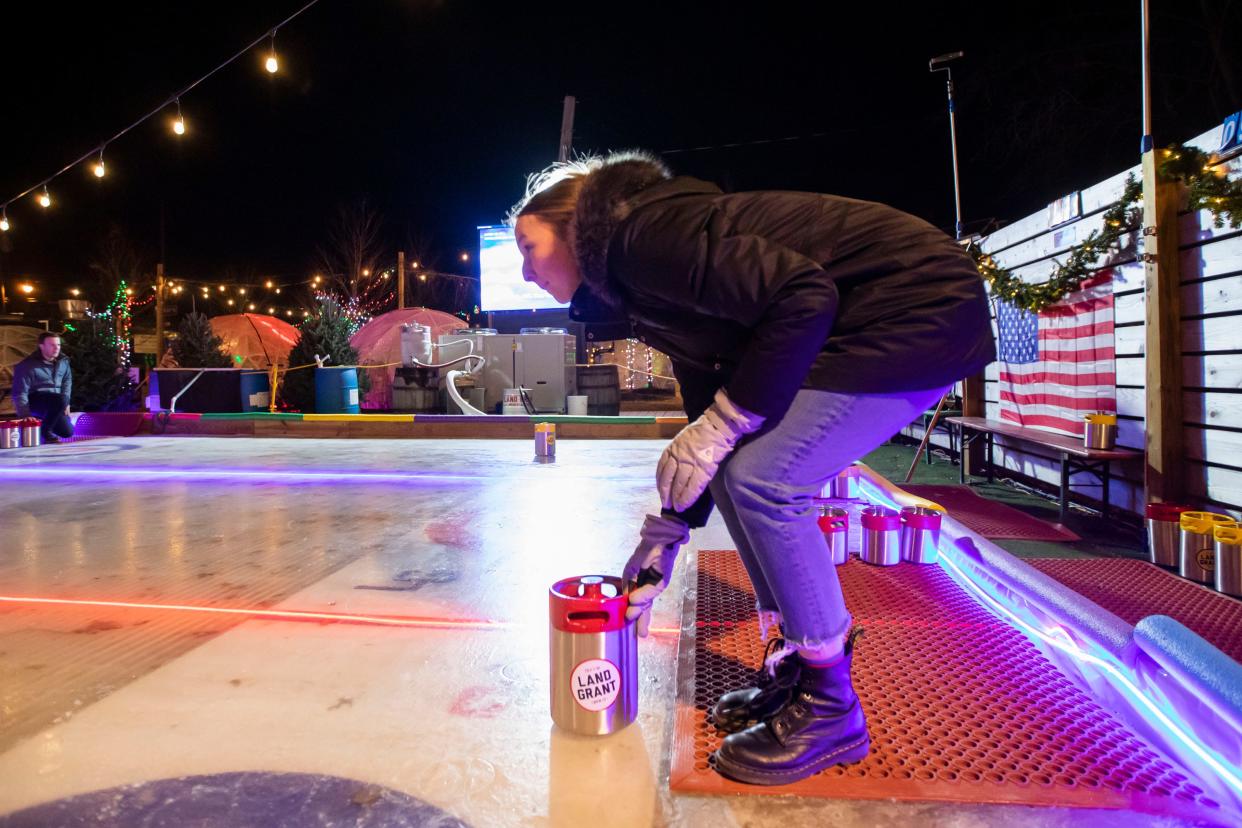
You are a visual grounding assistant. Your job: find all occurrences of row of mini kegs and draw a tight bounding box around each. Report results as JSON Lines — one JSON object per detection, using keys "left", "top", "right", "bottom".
{"left": 0, "top": 419, "right": 42, "bottom": 449}
{"left": 1146, "top": 503, "right": 1241, "bottom": 597}
{"left": 817, "top": 503, "right": 944, "bottom": 566}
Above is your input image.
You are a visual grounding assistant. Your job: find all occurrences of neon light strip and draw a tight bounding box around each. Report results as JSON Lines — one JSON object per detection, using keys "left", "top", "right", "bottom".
{"left": 0, "top": 596, "right": 679, "bottom": 637}
{"left": 856, "top": 470, "right": 1242, "bottom": 803}
{"left": 0, "top": 466, "right": 650, "bottom": 485}
{"left": 939, "top": 546, "right": 1242, "bottom": 801}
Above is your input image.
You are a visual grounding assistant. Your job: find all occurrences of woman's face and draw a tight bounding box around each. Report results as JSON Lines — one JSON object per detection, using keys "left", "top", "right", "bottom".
{"left": 514, "top": 215, "right": 582, "bottom": 303}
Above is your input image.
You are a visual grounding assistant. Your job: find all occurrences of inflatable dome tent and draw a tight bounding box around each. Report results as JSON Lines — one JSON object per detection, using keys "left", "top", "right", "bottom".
{"left": 349, "top": 308, "right": 463, "bottom": 409}
{"left": 208, "top": 313, "right": 300, "bottom": 369}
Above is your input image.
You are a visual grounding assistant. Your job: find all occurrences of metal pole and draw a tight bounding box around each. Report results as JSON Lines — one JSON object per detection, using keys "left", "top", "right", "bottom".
{"left": 1140, "top": 0, "right": 1153, "bottom": 152}
{"left": 155, "top": 263, "right": 166, "bottom": 357}
{"left": 558, "top": 95, "right": 576, "bottom": 163}
{"left": 397, "top": 250, "right": 405, "bottom": 309}
{"left": 946, "top": 69, "right": 964, "bottom": 239}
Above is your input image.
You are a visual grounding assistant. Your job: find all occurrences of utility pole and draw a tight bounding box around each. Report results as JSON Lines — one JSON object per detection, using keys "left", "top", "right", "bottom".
{"left": 1140, "top": 0, "right": 1184, "bottom": 504}
{"left": 155, "top": 263, "right": 166, "bottom": 357}
{"left": 398, "top": 250, "right": 406, "bottom": 309}
{"left": 558, "top": 95, "right": 576, "bottom": 163}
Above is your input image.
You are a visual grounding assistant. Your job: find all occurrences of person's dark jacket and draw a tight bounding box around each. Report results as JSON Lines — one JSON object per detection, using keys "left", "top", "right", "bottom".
{"left": 12, "top": 351, "right": 72, "bottom": 417}
{"left": 566, "top": 153, "right": 995, "bottom": 526}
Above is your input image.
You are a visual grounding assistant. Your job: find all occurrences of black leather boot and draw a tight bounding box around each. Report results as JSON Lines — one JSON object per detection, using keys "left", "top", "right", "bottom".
{"left": 711, "top": 637, "right": 801, "bottom": 734}
{"left": 712, "top": 628, "right": 868, "bottom": 786}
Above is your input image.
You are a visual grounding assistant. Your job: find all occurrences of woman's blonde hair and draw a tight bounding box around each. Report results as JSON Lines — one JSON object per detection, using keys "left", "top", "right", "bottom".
{"left": 506, "top": 156, "right": 602, "bottom": 242}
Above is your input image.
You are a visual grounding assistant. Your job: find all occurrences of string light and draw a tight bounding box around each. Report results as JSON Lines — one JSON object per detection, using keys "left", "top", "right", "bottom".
{"left": 0, "top": 208, "right": 9, "bottom": 232}
{"left": 265, "top": 32, "right": 279, "bottom": 73}
{"left": 0, "top": 1, "right": 323, "bottom": 226}
{"left": 248, "top": 303, "right": 256, "bottom": 311}
{"left": 92, "top": 149, "right": 106, "bottom": 178}
{"left": 38, "top": 186, "right": 51, "bottom": 209}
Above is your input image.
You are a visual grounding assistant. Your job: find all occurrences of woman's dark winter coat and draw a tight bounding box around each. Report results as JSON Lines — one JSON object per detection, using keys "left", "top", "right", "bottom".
{"left": 565, "top": 153, "right": 996, "bottom": 525}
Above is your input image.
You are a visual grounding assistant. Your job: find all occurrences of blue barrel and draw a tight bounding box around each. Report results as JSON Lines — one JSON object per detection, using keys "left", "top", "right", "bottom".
{"left": 239, "top": 371, "right": 272, "bottom": 412}
{"left": 314, "top": 367, "right": 360, "bottom": 414}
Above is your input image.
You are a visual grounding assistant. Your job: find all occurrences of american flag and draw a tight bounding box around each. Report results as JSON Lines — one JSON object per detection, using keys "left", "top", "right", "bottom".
{"left": 996, "top": 271, "right": 1117, "bottom": 436}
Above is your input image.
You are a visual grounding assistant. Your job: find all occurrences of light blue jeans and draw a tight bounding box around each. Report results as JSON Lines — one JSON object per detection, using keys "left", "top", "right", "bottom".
{"left": 707, "top": 386, "right": 948, "bottom": 650}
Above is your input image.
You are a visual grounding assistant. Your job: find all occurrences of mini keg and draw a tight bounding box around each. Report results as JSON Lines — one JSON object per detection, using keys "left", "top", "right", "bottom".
{"left": 817, "top": 504, "right": 849, "bottom": 565}
{"left": 0, "top": 420, "right": 19, "bottom": 449}
{"left": 830, "top": 466, "right": 861, "bottom": 500}
{"left": 1145, "top": 502, "right": 1189, "bottom": 568}
{"left": 1178, "top": 512, "right": 1234, "bottom": 584}
{"left": 860, "top": 506, "right": 901, "bottom": 566}
{"left": 900, "top": 506, "right": 944, "bottom": 564}
{"left": 1214, "top": 525, "right": 1242, "bottom": 598}
{"left": 535, "top": 422, "right": 556, "bottom": 460}
{"left": 549, "top": 575, "right": 638, "bottom": 736}
{"left": 1083, "top": 413, "right": 1117, "bottom": 450}
{"left": 19, "top": 418, "right": 41, "bottom": 448}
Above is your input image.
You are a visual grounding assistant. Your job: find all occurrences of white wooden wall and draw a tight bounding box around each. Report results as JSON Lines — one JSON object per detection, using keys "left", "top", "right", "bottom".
{"left": 903, "top": 124, "right": 1242, "bottom": 518}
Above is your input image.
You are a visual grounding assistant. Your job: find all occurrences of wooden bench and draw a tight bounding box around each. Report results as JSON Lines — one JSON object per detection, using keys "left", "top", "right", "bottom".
{"left": 945, "top": 416, "right": 1143, "bottom": 522}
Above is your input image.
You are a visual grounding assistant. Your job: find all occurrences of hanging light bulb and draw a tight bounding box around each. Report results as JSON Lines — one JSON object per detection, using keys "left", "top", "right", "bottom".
{"left": 275, "top": 287, "right": 281, "bottom": 294}
{"left": 268, "top": 306, "right": 275, "bottom": 314}
{"left": 285, "top": 309, "right": 293, "bottom": 317}
{"left": 265, "top": 280, "right": 273, "bottom": 289}
{"left": 172, "top": 98, "right": 187, "bottom": 135}
{"left": 265, "top": 32, "right": 279, "bottom": 73}
{"left": 38, "top": 186, "right": 51, "bottom": 209}
{"left": 92, "top": 149, "right": 107, "bottom": 178}
{"left": 0, "top": 207, "right": 9, "bottom": 232}
{"left": 248, "top": 303, "right": 256, "bottom": 311}
{"left": 227, "top": 299, "right": 235, "bottom": 306}
{"left": 239, "top": 287, "right": 247, "bottom": 295}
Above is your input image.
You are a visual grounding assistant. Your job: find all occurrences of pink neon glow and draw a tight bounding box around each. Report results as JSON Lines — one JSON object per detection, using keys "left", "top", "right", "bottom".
{"left": 0, "top": 595, "right": 679, "bottom": 636}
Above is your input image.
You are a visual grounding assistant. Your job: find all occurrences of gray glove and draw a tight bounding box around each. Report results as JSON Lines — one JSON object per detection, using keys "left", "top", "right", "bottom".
{"left": 622, "top": 514, "right": 691, "bottom": 637}
{"left": 657, "top": 389, "right": 765, "bottom": 512}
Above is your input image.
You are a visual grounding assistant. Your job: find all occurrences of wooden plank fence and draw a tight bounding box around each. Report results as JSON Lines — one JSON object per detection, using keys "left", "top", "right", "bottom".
{"left": 903, "top": 124, "right": 1242, "bottom": 518}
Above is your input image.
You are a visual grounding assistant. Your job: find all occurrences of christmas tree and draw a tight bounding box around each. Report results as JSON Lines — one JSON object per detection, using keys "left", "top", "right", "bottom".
{"left": 171, "top": 312, "right": 232, "bottom": 368}
{"left": 283, "top": 295, "right": 367, "bottom": 412}
{"left": 61, "top": 319, "right": 137, "bottom": 411}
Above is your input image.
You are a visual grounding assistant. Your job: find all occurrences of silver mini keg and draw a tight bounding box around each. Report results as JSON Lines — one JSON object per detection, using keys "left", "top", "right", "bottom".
{"left": 19, "top": 418, "right": 42, "bottom": 447}
{"left": 1214, "top": 524, "right": 1242, "bottom": 598}
{"left": 1146, "top": 502, "right": 1189, "bottom": 568}
{"left": 831, "top": 466, "right": 861, "bottom": 500}
{"left": 900, "top": 506, "right": 944, "bottom": 564}
{"left": 549, "top": 575, "right": 638, "bottom": 736}
{"left": 0, "top": 421, "right": 19, "bottom": 449}
{"left": 817, "top": 504, "right": 849, "bottom": 565}
{"left": 1179, "top": 512, "right": 1233, "bottom": 584}
{"left": 860, "top": 506, "right": 901, "bottom": 566}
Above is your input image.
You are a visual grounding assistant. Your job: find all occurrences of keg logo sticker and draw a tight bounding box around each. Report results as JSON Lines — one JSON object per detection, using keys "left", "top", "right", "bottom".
{"left": 571, "top": 659, "right": 620, "bottom": 712}
{"left": 1197, "top": 548, "right": 1215, "bottom": 572}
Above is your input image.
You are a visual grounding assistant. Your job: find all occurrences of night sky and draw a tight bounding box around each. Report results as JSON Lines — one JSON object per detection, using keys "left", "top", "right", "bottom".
{"left": 1, "top": 0, "right": 1239, "bottom": 300}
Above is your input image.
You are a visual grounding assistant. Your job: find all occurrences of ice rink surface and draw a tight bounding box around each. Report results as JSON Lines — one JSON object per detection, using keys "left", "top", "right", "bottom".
{"left": 0, "top": 438, "right": 1187, "bottom": 826}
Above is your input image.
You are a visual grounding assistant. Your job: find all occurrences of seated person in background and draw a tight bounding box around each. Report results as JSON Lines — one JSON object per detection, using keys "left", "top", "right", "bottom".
{"left": 12, "top": 331, "right": 74, "bottom": 442}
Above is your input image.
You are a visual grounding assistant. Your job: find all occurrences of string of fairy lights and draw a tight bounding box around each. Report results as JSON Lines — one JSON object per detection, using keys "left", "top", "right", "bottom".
{"left": 0, "top": 0, "right": 323, "bottom": 233}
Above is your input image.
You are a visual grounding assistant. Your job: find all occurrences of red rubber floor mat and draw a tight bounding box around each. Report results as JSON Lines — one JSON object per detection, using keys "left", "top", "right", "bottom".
{"left": 1030, "top": 558, "right": 1242, "bottom": 662}
{"left": 902, "top": 484, "right": 1079, "bottom": 541}
{"left": 669, "top": 550, "right": 1223, "bottom": 820}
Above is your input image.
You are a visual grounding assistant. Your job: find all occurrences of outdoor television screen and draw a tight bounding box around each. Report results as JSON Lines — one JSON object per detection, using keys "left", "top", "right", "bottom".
{"left": 478, "top": 225, "right": 569, "bottom": 312}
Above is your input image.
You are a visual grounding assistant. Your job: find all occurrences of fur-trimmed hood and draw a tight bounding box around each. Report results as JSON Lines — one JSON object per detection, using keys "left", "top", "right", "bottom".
{"left": 571, "top": 152, "right": 673, "bottom": 307}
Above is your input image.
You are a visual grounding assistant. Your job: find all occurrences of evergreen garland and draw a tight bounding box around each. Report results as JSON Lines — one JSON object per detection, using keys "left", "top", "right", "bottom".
{"left": 171, "top": 312, "right": 232, "bottom": 368}
{"left": 61, "top": 318, "right": 137, "bottom": 412}
{"left": 970, "top": 143, "right": 1242, "bottom": 312}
